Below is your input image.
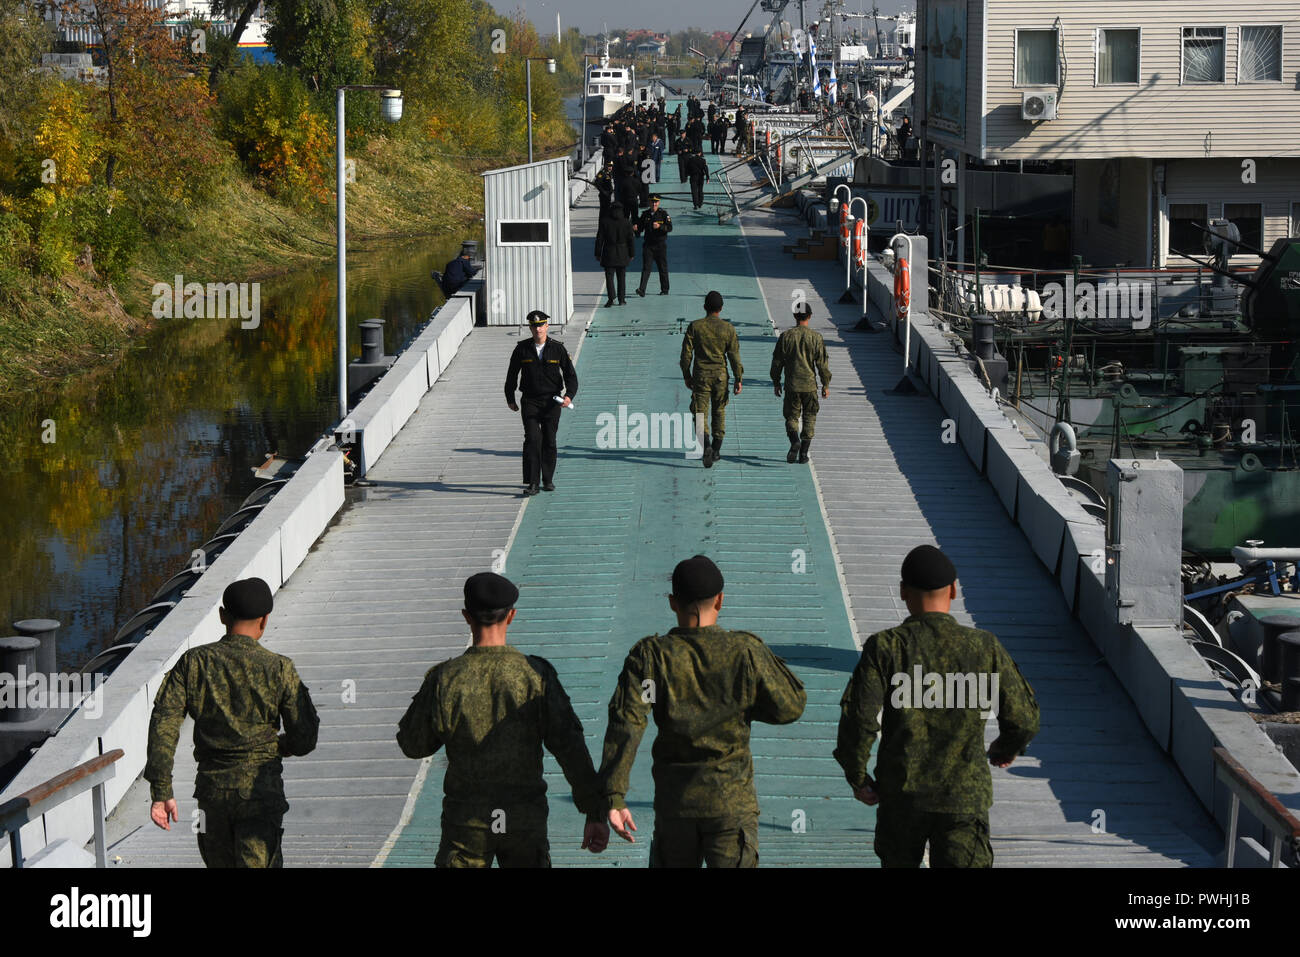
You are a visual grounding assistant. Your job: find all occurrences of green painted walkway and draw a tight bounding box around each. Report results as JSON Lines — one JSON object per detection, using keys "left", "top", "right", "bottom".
{"left": 387, "top": 136, "right": 877, "bottom": 867}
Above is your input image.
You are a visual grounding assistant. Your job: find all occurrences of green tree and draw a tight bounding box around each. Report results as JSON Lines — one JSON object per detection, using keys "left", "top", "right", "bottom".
{"left": 266, "top": 0, "right": 375, "bottom": 92}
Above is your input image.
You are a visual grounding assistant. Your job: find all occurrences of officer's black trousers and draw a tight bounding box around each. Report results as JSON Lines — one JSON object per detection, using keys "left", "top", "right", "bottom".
{"left": 690, "top": 178, "right": 705, "bottom": 208}
{"left": 638, "top": 242, "right": 669, "bottom": 293}
{"left": 520, "top": 396, "right": 561, "bottom": 485}
{"left": 604, "top": 266, "right": 627, "bottom": 304}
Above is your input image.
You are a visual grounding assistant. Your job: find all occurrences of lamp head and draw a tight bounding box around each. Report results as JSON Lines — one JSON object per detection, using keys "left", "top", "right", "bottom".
{"left": 380, "top": 89, "right": 403, "bottom": 122}
{"left": 546, "top": 58, "right": 557, "bottom": 74}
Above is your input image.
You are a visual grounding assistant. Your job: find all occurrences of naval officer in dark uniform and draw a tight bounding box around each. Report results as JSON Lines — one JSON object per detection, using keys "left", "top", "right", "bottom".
{"left": 633, "top": 194, "right": 672, "bottom": 296}
{"left": 505, "top": 310, "right": 578, "bottom": 496}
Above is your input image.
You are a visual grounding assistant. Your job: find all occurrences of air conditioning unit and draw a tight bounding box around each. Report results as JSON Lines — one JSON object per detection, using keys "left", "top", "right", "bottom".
{"left": 1021, "top": 90, "right": 1058, "bottom": 121}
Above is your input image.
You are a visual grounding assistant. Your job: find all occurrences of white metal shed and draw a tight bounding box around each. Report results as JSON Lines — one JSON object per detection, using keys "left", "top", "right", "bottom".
{"left": 481, "top": 157, "right": 573, "bottom": 326}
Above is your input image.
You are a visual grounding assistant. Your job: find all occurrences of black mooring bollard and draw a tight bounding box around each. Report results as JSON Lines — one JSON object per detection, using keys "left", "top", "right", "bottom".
{"left": 359, "top": 319, "right": 385, "bottom": 365}
{"left": 0, "top": 635, "right": 41, "bottom": 723}
{"left": 13, "top": 618, "right": 59, "bottom": 679}
{"left": 1256, "top": 615, "right": 1298, "bottom": 684}
{"left": 1277, "top": 633, "right": 1300, "bottom": 710}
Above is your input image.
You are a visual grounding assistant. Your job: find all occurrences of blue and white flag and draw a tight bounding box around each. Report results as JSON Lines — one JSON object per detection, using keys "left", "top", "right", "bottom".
{"left": 809, "top": 33, "right": 820, "bottom": 97}
{"left": 827, "top": 61, "right": 838, "bottom": 104}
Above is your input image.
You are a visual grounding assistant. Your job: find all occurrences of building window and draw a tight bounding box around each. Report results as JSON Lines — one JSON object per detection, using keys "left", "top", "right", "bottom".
{"left": 1182, "top": 27, "right": 1225, "bottom": 83}
{"left": 1223, "top": 203, "right": 1263, "bottom": 252}
{"left": 1016, "top": 29, "right": 1059, "bottom": 86}
{"left": 498, "top": 220, "right": 551, "bottom": 246}
{"left": 1097, "top": 29, "right": 1140, "bottom": 84}
{"left": 1239, "top": 26, "right": 1282, "bottom": 82}
{"left": 1169, "top": 204, "right": 1208, "bottom": 256}
{"left": 1292, "top": 202, "right": 1300, "bottom": 237}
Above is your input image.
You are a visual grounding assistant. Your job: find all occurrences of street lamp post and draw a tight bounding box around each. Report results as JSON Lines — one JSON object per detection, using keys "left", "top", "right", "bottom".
{"left": 525, "top": 57, "right": 557, "bottom": 164}
{"left": 336, "top": 84, "right": 403, "bottom": 424}
{"left": 580, "top": 53, "right": 598, "bottom": 168}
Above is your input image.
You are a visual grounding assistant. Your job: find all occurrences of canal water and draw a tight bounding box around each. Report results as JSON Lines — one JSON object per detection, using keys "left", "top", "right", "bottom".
{"left": 1, "top": 232, "right": 476, "bottom": 671}
{"left": 4, "top": 97, "right": 600, "bottom": 672}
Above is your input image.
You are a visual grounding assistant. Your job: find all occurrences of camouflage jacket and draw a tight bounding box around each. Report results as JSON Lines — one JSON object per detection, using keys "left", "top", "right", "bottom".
{"left": 144, "top": 632, "right": 319, "bottom": 804}
{"left": 770, "top": 324, "right": 831, "bottom": 393}
{"left": 834, "top": 611, "right": 1039, "bottom": 813}
{"left": 680, "top": 316, "right": 743, "bottom": 385}
{"left": 599, "top": 625, "right": 806, "bottom": 818}
{"left": 396, "top": 645, "right": 603, "bottom": 831}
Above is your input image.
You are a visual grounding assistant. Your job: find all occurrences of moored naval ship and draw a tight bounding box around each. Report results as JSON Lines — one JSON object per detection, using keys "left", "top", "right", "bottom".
{"left": 941, "top": 223, "right": 1300, "bottom": 561}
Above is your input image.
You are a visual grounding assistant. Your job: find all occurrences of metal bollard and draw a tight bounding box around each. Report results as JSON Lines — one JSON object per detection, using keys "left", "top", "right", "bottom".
{"left": 0, "top": 636, "right": 41, "bottom": 723}
{"left": 973, "top": 315, "right": 996, "bottom": 361}
{"left": 1278, "top": 633, "right": 1300, "bottom": 710}
{"left": 1255, "top": 615, "right": 1297, "bottom": 684}
{"left": 1284, "top": 678, "right": 1300, "bottom": 713}
{"left": 13, "top": 618, "right": 59, "bottom": 679}
{"left": 359, "top": 320, "right": 385, "bottom": 365}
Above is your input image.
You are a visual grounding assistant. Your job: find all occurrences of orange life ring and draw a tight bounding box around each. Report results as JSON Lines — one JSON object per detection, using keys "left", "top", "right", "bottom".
{"left": 854, "top": 220, "right": 866, "bottom": 267}
{"left": 894, "top": 258, "right": 910, "bottom": 319}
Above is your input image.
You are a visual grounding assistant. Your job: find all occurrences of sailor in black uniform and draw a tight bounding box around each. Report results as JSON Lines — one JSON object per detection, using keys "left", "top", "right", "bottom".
{"left": 504, "top": 311, "right": 579, "bottom": 496}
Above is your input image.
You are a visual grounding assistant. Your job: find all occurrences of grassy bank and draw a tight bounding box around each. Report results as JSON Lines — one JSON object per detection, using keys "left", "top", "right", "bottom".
{"left": 0, "top": 0, "right": 585, "bottom": 400}
{"left": 0, "top": 133, "right": 585, "bottom": 399}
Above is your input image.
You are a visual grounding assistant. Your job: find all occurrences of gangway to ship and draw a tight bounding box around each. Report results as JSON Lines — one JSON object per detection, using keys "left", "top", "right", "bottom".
{"left": 879, "top": 78, "right": 914, "bottom": 117}
{"left": 720, "top": 110, "right": 865, "bottom": 221}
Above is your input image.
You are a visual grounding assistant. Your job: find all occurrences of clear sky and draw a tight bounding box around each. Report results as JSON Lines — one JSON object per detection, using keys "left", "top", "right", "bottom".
{"left": 487, "top": 0, "right": 914, "bottom": 37}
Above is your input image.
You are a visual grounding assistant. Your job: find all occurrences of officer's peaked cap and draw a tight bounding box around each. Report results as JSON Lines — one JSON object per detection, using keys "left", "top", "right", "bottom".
{"left": 672, "top": 555, "right": 724, "bottom": 603}
{"left": 464, "top": 572, "right": 519, "bottom": 613}
{"left": 223, "top": 577, "right": 273, "bottom": 620}
{"left": 901, "top": 545, "right": 957, "bottom": 591}
{"left": 526, "top": 310, "right": 550, "bottom": 326}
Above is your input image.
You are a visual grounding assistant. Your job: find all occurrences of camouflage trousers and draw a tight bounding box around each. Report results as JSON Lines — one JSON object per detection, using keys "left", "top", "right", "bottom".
{"left": 196, "top": 793, "right": 287, "bottom": 868}
{"left": 649, "top": 814, "right": 759, "bottom": 868}
{"left": 783, "top": 391, "right": 820, "bottom": 440}
{"left": 435, "top": 822, "right": 551, "bottom": 868}
{"left": 690, "top": 375, "right": 730, "bottom": 441}
{"left": 873, "top": 802, "right": 992, "bottom": 868}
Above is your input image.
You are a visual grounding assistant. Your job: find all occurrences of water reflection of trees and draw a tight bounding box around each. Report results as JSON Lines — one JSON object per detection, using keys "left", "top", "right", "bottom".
{"left": 0, "top": 233, "right": 473, "bottom": 670}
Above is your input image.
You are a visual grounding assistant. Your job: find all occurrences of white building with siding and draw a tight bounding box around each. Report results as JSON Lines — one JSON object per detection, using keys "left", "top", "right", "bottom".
{"left": 481, "top": 157, "right": 574, "bottom": 327}
{"left": 916, "top": 0, "right": 1300, "bottom": 268}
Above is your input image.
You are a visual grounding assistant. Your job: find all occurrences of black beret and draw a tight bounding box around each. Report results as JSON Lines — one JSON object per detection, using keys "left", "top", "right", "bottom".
{"left": 464, "top": 572, "right": 519, "bottom": 613}
{"left": 526, "top": 310, "right": 550, "bottom": 326}
{"left": 672, "top": 555, "right": 724, "bottom": 603}
{"left": 901, "top": 545, "right": 957, "bottom": 591}
{"left": 222, "top": 577, "right": 273, "bottom": 620}
{"left": 704, "top": 290, "right": 724, "bottom": 314}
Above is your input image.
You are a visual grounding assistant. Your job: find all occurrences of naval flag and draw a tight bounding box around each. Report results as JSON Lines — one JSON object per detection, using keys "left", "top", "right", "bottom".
{"left": 809, "top": 33, "right": 820, "bottom": 97}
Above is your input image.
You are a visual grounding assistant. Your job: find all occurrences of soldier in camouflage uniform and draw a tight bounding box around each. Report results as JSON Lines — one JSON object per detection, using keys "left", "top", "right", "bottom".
{"left": 396, "top": 572, "right": 608, "bottom": 867}
{"left": 681, "top": 291, "right": 743, "bottom": 468}
{"left": 145, "top": 578, "right": 319, "bottom": 868}
{"left": 834, "top": 546, "right": 1040, "bottom": 867}
{"left": 599, "top": 555, "right": 806, "bottom": 867}
{"left": 770, "top": 302, "right": 831, "bottom": 464}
